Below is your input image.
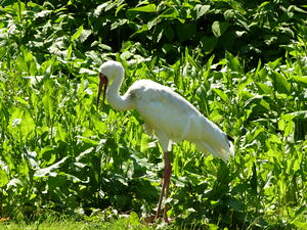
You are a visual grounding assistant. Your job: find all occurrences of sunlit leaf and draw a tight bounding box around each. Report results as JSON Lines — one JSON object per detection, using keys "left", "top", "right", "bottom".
{"left": 292, "top": 75, "right": 307, "bottom": 85}
{"left": 128, "top": 4, "right": 156, "bottom": 13}
{"left": 194, "top": 4, "right": 210, "bottom": 19}
{"left": 71, "top": 25, "right": 84, "bottom": 42}
{"left": 34, "top": 157, "right": 68, "bottom": 177}
{"left": 212, "top": 21, "right": 229, "bottom": 38}
{"left": 8, "top": 108, "right": 35, "bottom": 139}
{"left": 270, "top": 71, "right": 291, "bottom": 94}
{"left": 0, "top": 169, "right": 8, "bottom": 187}
{"left": 212, "top": 88, "right": 229, "bottom": 102}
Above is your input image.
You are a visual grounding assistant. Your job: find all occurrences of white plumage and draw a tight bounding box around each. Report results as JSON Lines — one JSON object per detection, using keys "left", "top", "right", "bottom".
{"left": 97, "top": 60, "right": 234, "bottom": 222}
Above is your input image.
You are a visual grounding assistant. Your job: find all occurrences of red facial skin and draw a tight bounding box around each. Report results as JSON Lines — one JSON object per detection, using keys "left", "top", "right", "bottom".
{"left": 97, "top": 73, "right": 108, "bottom": 107}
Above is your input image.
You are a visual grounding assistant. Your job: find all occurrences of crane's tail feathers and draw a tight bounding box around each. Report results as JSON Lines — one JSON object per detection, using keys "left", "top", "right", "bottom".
{"left": 218, "top": 146, "right": 234, "bottom": 162}
{"left": 227, "top": 135, "right": 234, "bottom": 142}
{"left": 218, "top": 139, "right": 235, "bottom": 162}
{"left": 195, "top": 138, "right": 235, "bottom": 163}
{"left": 228, "top": 140, "right": 235, "bottom": 157}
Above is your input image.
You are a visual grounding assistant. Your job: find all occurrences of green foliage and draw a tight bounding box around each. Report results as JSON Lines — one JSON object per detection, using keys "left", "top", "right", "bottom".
{"left": 0, "top": 213, "right": 153, "bottom": 230}
{"left": 0, "top": 0, "right": 306, "bottom": 229}
{"left": 1, "top": 0, "right": 306, "bottom": 67}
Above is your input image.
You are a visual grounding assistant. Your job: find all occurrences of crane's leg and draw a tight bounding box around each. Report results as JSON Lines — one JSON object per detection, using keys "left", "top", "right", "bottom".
{"left": 163, "top": 151, "right": 172, "bottom": 223}
{"left": 155, "top": 177, "right": 166, "bottom": 219}
{"left": 155, "top": 151, "right": 172, "bottom": 222}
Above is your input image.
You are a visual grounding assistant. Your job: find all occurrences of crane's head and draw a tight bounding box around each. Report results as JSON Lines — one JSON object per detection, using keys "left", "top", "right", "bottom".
{"left": 97, "top": 60, "right": 124, "bottom": 107}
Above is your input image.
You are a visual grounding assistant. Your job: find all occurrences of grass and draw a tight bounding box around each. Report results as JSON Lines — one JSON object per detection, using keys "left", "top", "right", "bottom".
{"left": 0, "top": 214, "right": 155, "bottom": 230}
{"left": 1, "top": 221, "right": 91, "bottom": 230}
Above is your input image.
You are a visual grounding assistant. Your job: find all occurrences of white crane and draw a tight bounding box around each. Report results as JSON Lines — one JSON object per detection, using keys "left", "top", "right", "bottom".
{"left": 96, "top": 60, "right": 234, "bottom": 222}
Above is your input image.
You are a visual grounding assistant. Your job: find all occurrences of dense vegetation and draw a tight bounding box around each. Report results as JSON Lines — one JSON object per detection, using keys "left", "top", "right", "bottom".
{"left": 0, "top": 0, "right": 306, "bottom": 229}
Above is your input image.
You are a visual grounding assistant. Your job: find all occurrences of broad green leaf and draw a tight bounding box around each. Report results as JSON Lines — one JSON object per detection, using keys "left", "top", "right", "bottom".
{"left": 194, "top": 4, "right": 210, "bottom": 19}
{"left": 71, "top": 25, "right": 83, "bottom": 42}
{"left": 226, "top": 51, "right": 241, "bottom": 72}
{"left": 42, "top": 93, "right": 54, "bottom": 119}
{"left": 111, "top": 19, "right": 129, "bottom": 30}
{"left": 34, "top": 157, "right": 68, "bottom": 177}
{"left": 259, "top": 99, "right": 270, "bottom": 110}
{"left": 128, "top": 4, "right": 156, "bottom": 13}
{"left": 224, "top": 9, "right": 235, "bottom": 20}
{"left": 208, "top": 224, "right": 219, "bottom": 230}
{"left": 293, "top": 221, "right": 307, "bottom": 230}
{"left": 129, "top": 212, "right": 140, "bottom": 225}
{"left": 288, "top": 110, "right": 307, "bottom": 119}
{"left": 212, "top": 21, "right": 229, "bottom": 38}
{"left": 267, "top": 58, "right": 282, "bottom": 69}
{"left": 244, "top": 95, "right": 265, "bottom": 108}
{"left": 115, "top": 3, "right": 127, "bottom": 16}
{"left": 76, "top": 135, "right": 100, "bottom": 145}
{"left": 16, "top": 55, "right": 28, "bottom": 72}
{"left": 79, "top": 68, "right": 97, "bottom": 75}
{"left": 259, "top": 1, "right": 270, "bottom": 8}
{"left": 270, "top": 71, "right": 291, "bottom": 94}
{"left": 292, "top": 75, "right": 307, "bottom": 85}
{"left": 255, "top": 82, "right": 273, "bottom": 94}
{"left": 140, "top": 133, "right": 151, "bottom": 152}
{"left": 76, "top": 147, "right": 95, "bottom": 162}
{"left": 18, "top": 159, "right": 30, "bottom": 178}
{"left": 147, "top": 17, "right": 160, "bottom": 30}
{"left": 66, "top": 44, "right": 73, "bottom": 59}
{"left": 79, "top": 29, "right": 92, "bottom": 42}
{"left": 212, "top": 88, "right": 229, "bottom": 102}
{"left": 278, "top": 115, "right": 295, "bottom": 136}
{"left": 8, "top": 107, "right": 35, "bottom": 139}
{"left": 160, "top": 8, "right": 179, "bottom": 19}
{"left": 55, "top": 123, "right": 67, "bottom": 142}
{"left": 0, "top": 169, "right": 9, "bottom": 187}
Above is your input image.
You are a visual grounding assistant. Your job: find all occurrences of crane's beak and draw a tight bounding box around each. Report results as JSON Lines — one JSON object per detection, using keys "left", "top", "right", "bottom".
{"left": 97, "top": 73, "right": 108, "bottom": 107}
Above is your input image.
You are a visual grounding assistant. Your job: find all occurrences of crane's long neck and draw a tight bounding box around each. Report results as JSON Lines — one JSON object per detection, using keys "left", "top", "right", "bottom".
{"left": 106, "top": 73, "right": 133, "bottom": 111}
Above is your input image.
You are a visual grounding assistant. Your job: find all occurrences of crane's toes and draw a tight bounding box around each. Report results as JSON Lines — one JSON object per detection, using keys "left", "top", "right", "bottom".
{"left": 142, "top": 215, "right": 156, "bottom": 224}
{"left": 142, "top": 214, "right": 173, "bottom": 224}
{"left": 163, "top": 209, "right": 173, "bottom": 223}
{"left": 163, "top": 217, "right": 170, "bottom": 223}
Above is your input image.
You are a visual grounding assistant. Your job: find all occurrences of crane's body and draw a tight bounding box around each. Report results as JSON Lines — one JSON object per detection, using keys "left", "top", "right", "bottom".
{"left": 120, "top": 79, "right": 233, "bottom": 161}
{"left": 97, "top": 60, "right": 234, "bottom": 222}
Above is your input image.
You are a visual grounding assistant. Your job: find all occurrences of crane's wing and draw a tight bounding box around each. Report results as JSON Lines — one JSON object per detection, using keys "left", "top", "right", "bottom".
{"left": 130, "top": 80, "right": 201, "bottom": 135}
{"left": 192, "top": 115, "right": 235, "bottom": 162}
{"left": 129, "top": 79, "right": 234, "bottom": 161}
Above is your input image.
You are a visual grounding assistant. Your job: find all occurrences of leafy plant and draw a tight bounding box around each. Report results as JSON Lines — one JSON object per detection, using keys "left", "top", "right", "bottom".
{"left": 0, "top": 1, "right": 306, "bottom": 229}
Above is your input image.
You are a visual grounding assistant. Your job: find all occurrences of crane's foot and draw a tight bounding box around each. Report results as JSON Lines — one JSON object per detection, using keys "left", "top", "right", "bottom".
{"left": 143, "top": 215, "right": 156, "bottom": 224}
{"left": 143, "top": 211, "right": 172, "bottom": 224}
{"left": 154, "top": 206, "right": 169, "bottom": 222}
{"left": 163, "top": 206, "right": 169, "bottom": 223}
{"left": 151, "top": 151, "right": 172, "bottom": 223}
